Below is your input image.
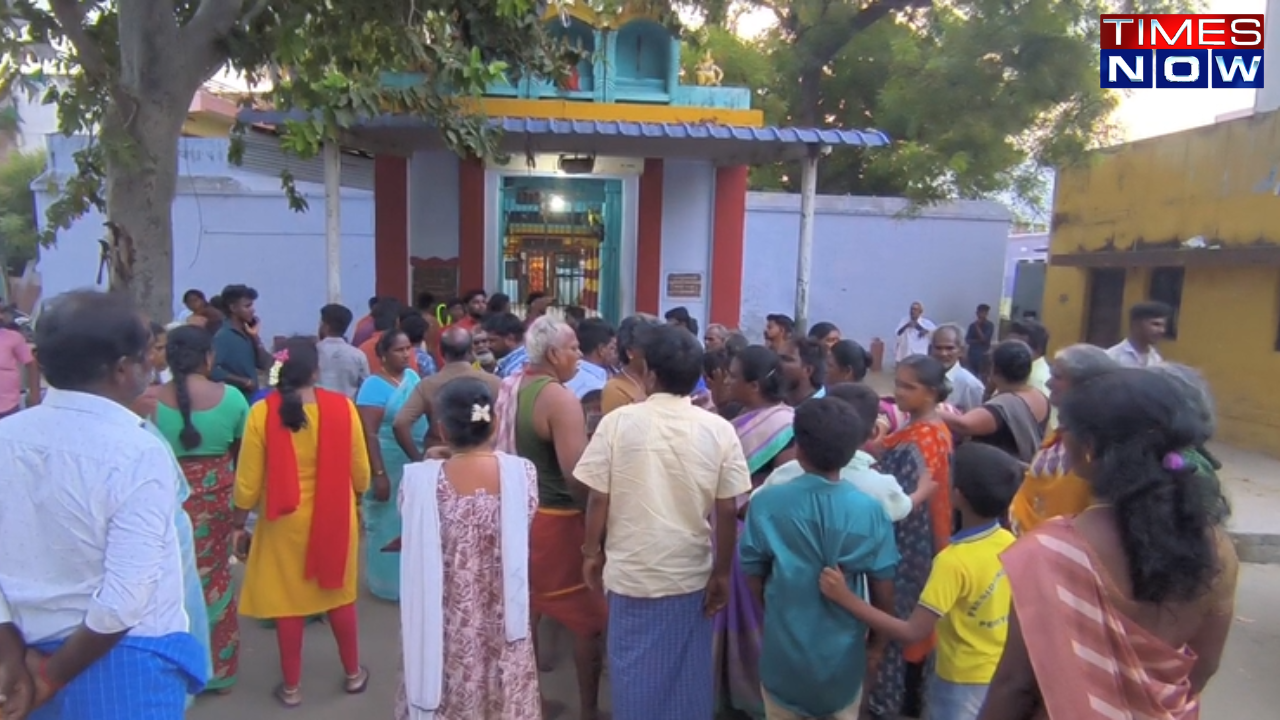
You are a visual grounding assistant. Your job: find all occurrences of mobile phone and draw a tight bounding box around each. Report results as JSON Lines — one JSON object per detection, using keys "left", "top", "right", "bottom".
{"left": 248, "top": 317, "right": 259, "bottom": 328}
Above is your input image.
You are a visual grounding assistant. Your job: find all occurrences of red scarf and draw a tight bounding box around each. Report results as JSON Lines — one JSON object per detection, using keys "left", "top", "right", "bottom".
{"left": 264, "top": 389, "right": 353, "bottom": 590}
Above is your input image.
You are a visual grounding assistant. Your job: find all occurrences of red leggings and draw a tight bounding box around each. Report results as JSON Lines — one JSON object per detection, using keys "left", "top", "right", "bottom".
{"left": 274, "top": 603, "right": 361, "bottom": 687}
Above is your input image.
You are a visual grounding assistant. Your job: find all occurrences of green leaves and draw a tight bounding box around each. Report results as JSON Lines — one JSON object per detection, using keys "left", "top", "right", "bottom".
{"left": 0, "top": 0, "right": 585, "bottom": 253}
{"left": 688, "top": 0, "right": 1199, "bottom": 216}
{"left": 0, "top": 150, "right": 47, "bottom": 265}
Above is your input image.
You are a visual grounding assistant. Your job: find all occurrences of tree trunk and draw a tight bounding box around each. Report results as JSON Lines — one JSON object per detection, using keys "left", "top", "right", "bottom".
{"left": 103, "top": 95, "right": 188, "bottom": 324}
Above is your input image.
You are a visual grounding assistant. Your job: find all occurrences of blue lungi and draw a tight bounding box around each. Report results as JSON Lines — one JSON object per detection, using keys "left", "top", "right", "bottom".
{"left": 608, "top": 590, "right": 714, "bottom": 720}
{"left": 30, "top": 632, "right": 208, "bottom": 720}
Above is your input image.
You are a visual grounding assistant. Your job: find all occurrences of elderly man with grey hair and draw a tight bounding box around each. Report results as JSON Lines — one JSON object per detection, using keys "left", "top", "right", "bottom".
{"left": 704, "top": 323, "right": 731, "bottom": 352}
{"left": 496, "top": 315, "right": 607, "bottom": 720}
{"left": 930, "top": 324, "right": 986, "bottom": 412}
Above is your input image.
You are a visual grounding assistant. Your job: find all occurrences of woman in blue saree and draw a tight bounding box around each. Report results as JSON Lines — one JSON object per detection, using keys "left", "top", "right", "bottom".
{"left": 716, "top": 345, "right": 797, "bottom": 718}
{"left": 355, "top": 329, "right": 426, "bottom": 602}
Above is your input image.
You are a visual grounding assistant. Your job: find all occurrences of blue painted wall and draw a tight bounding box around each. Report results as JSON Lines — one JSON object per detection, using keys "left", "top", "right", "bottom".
{"left": 35, "top": 136, "right": 376, "bottom": 338}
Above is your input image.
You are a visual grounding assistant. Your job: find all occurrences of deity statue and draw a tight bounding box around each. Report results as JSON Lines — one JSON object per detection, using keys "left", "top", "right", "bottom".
{"left": 694, "top": 50, "right": 724, "bottom": 87}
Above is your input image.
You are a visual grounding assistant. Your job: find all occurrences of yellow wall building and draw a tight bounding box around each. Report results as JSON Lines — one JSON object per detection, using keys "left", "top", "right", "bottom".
{"left": 1043, "top": 110, "right": 1280, "bottom": 458}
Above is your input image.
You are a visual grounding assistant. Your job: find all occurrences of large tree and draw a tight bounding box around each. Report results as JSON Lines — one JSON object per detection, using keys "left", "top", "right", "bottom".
{"left": 0, "top": 0, "right": 575, "bottom": 320}
{"left": 684, "top": 0, "right": 1199, "bottom": 208}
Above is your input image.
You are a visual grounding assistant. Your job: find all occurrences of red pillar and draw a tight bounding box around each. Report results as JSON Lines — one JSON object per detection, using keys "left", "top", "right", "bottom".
{"left": 635, "top": 158, "right": 664, "bottom": 315}
{"left": 710, "top": 165, "right": 748, "bottom": 328}
{"left": 457, "top": 157, "right": 486, "bottom": 293}
{"left": 373, "top": 155, "right": 409, "bottom": 302}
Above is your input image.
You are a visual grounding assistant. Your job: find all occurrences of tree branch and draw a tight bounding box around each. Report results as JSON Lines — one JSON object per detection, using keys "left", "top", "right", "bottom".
{"left": 810, "top": 0, "right": 931, "bottom": 68}
{"left": 180, "top": 0, "right": 256, "bottom": 85}
{"left": 48, "top": 0, "right": 111, "bottom": 79}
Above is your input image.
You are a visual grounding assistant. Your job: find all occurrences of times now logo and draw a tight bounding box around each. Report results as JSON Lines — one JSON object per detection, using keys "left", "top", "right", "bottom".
{"left": 1100, "top": 14, "right": 1264, "bottom": 89}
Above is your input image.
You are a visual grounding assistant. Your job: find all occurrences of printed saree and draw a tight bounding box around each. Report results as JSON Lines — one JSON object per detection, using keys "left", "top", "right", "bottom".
{"left": 715, "top": 403, "right": 796, "bottom": 719}
{"left": 1003, "top": 519, "right": 1203, "bottom": 719}
{"left": 868, "top": 417, "right": 953, "bottom": 719}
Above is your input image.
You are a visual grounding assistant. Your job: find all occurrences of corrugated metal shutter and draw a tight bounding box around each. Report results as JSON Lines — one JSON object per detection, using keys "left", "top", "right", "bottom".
{"left": 237, "top": 131, "right": 374, "bottom": 191}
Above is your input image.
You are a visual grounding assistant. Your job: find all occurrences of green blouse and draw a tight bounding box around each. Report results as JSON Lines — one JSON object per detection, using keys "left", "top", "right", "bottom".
{"left": 155, "top": 386, "right": 250, "bottom": 457}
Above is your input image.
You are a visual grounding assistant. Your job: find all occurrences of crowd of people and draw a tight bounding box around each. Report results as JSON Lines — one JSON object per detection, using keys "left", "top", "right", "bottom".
{"left": 0, "top": 284, "right": 1238, "bottom": 720}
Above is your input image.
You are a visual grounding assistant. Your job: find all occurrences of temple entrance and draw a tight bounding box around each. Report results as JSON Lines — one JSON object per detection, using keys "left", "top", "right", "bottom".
{"left": 497, "top": 176, "right": 623, "bottom": 324}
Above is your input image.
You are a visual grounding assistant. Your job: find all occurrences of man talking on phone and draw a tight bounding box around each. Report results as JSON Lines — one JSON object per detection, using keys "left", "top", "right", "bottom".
{"left": 211, "top": 284, "right": 273, "bottom": 400}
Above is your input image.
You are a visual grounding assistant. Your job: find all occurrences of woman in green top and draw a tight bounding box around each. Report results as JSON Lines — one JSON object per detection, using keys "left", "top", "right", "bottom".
{"left": 154, "top": 325, "right": 251, "bottom": 693}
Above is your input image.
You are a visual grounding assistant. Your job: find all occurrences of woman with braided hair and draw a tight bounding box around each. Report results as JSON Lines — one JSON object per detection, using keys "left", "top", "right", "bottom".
{"left": 153, "top": 325, "right": 251, "bottom": 693}
{"left": 233, "top": 337, "right": 372, "bottom": 707}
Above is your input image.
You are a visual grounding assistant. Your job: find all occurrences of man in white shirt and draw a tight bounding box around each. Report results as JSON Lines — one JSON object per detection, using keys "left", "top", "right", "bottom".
{"left": 894, "top": 302, "right": 936, "bottom": 362}
{"left": 1, "top": 588, "right": 33, "bottom": 718}
{"left": 929, "top": 324, "right": 986, "bottom": 412}
{"left": 1108, "top": 301, "right": 1170, "bottom": 368}
{"left": 576, "top": 325, "right": 751, "bottom": 720}
{"left": 565, "top": 318, "right": 616, "bottom": 399}
{"left": 0, "top": 290, "right": 207, "bottom": 718}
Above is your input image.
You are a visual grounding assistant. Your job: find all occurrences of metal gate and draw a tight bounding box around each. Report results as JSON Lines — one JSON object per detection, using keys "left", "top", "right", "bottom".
{"left": 497, "top": 179, "right": 622, "bottom": 324}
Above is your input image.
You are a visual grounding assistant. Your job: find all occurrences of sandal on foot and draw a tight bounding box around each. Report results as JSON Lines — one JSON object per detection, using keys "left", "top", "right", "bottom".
{"left": 274, "top": 684, "right": 302, "bottom": 707}
{"left": 344, "top": 666, "right": 370, "bottom": 694}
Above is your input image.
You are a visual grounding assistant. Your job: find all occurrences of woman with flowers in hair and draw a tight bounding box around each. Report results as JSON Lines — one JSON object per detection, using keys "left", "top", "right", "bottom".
{"left": 397, "top": 376, "right": 541, "bottom": 720}
{"left": 980, "top": 367, "right": 1237, "bottom": 719}
{"left": 233, "top": 337, "right": 373, "bottom": 707}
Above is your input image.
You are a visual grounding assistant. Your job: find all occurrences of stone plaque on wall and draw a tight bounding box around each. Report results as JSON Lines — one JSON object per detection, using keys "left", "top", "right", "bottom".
{"left": 412, "top": 258, "right": 459, "bottom": 303}
{"left": 665, "top": 272, "right": 703, "bottom": 299}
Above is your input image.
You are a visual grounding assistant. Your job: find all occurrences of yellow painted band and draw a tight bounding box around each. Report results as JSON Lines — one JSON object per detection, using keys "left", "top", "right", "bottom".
{"left": 472, "top": 97, "right": 764, "bottom": 128}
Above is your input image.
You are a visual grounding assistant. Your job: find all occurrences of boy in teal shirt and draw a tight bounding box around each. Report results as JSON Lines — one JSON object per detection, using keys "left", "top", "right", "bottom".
{"left": 820, "top": 442, "right": 1023, "bottom": 720}
{"left": 740, "top": 397, "right": 899, "bottom": 719}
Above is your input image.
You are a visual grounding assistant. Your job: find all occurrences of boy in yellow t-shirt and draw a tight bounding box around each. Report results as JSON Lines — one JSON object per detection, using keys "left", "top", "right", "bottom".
{"left": 820, "top": 442, "right": 1023, "bottom": 720}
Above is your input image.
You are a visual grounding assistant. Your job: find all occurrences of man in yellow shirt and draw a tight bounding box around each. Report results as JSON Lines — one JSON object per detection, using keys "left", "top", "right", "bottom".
{"left": 819, "top": 442, "right": 1023, "bottom": 720}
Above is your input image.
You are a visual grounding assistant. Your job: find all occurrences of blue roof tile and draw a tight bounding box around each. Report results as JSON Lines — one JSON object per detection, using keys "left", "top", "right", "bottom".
{"left": 236, "top": 109, "right": 890, "bottom": 159}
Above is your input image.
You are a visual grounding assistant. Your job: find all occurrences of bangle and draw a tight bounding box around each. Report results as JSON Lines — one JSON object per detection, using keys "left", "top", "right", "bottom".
{"left": 374, "top": 470, "right": 387, "bottom": 477}
{"left": 38, "top": 655, "right": 63, "bottom": 691}
{"left": 581, "top": 544, "right": 602, "bottom": 558}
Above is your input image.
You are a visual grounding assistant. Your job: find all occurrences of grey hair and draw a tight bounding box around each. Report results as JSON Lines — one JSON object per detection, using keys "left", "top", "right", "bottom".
{"left": 706, "top": 323, "right": 730, "bottom": 337}
{"left": 930, "top": 323, "right": 965, "bottom": 343}
{"left": 1147, "top": 362, "right": 1217, "bottom": 436}
{"left": 1052, "top": 343, "right": 1117, "bottom": 383}
{"left": 525, "top": 316, "right": 575, "bottom": 365}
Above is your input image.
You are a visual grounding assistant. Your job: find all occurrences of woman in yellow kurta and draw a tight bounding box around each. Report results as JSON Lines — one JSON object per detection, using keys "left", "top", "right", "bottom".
{"left": 233, "top": 337, "right": 372, "bottom": 708}
{"left": 1009, "top": 343, "right": 1115, "bottom": 534}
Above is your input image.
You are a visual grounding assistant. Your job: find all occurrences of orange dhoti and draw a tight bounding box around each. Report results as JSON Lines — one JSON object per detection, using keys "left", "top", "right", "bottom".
{"left": 530, "top": 508, "right": 608, "bottom": 637}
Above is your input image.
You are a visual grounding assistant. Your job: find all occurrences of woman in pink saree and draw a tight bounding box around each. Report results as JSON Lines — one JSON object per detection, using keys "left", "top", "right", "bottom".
{"left": 978, "top": 368, "right": 1238, "bottom": 720}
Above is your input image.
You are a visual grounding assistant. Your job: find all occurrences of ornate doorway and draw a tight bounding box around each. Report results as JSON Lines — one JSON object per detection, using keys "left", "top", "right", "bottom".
{"left": 497, "top": 177, "right": 623, "bottom": 323}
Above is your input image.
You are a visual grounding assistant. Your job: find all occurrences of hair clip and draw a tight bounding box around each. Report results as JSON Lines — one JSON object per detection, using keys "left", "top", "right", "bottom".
{"left": 1162, "top": 452, "right": 1186, "bottom": 472}
{"left": 470, "top": 403, "right": 492, "bottom": 423}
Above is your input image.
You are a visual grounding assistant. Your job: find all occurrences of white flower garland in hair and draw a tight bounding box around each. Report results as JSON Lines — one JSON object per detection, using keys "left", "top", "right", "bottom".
{"left": 470, "top": 403, "right": 492, "bottom": 423}
{"left": 268, "top": 349, "right": 289, "bottom": 388}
